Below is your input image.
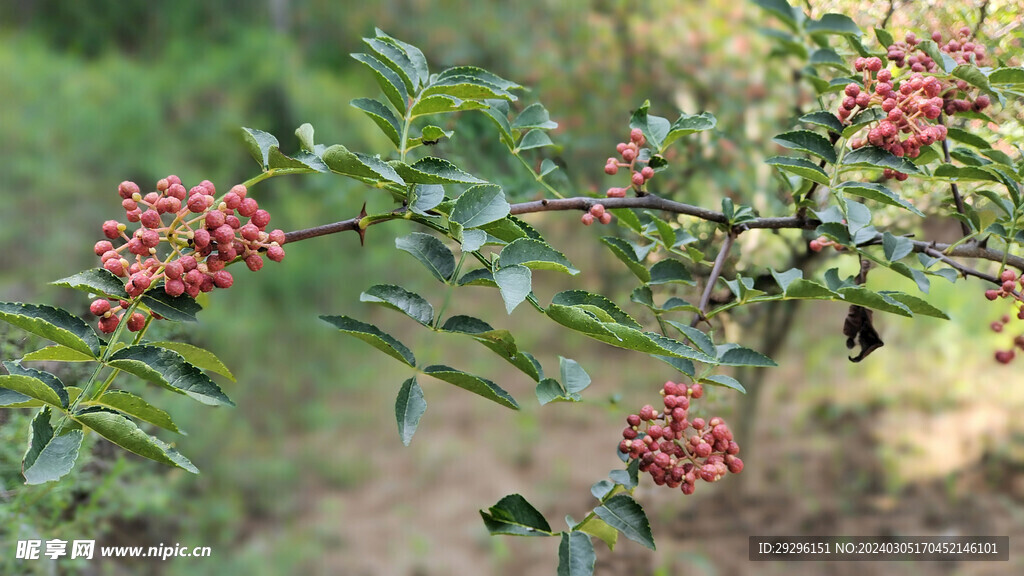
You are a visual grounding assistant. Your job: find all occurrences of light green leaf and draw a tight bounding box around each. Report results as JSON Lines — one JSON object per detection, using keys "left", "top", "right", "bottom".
{"left": 600, "top": 237, "right": 649, "bottom": 282}
{"left": 146, "top": 341, "right": 235, "bottom": 382}
{"left": 2, "top": 361, "right": 67, "bottom": 408}
{"left": 360, "top": 285, "right": 434, "bottom": 326}
{"left": 392, "top": 157, "right": 486, "bottom": 184}
{"left": 518, "top": 129, "right": 554, "bottom": 151}
{"left": 0, "top": 302, "right": 100, "bottom": 357}
{"left": 989, "top": 67, "right": 1024, "bottom": 86}
{"left": 494, "top": 265, "right": 533, "bottom": 314}
{"left": 560, "top": 357, "right": 591, "bottom": 394}
{"left": 500, "top": 238, "right": 579, "bottom": 275}
{"left": 21, "top": 345, "right": 95, "bottom": 363}
{"left": 649, "top": 259, "right": 694, "bottom": 285}
{"left": 536, "top": 378, "right": 577, "bottom": 405}
{"left": 410, "top": 94, "right": 489, "bottom": 117}
{"left": 664, "top": 320, "right": 716, "bottom": 358}
{"left": 351, "top": 98, "right": 402, "bottom": 148}
{"left": 878, "top": 291, "right": 949, "bottom": 319}
{"left": 842, "top": 146, "right": 920, "bottom": 174}
{"left": 351, "top": 52, "right": 408, "bottom": 114}
{"left": 558, "top": 532, "right": 596, "bottom": 576}
{"left": 451, "top": 184, "right": 510, "bottom": 228}
{"left": 241, "top": 127, "right": 279, "bottom": 170}
{"left": 882, "top": 232, "right": 914, "bottom": 262}
{"left": 805, "top": 13, "right": 862, "bottom": 37}
{"left": 374, "top": 29, "right": 429, "bottom": 86}
{"left": 295, "top": 123, "right": 316, "bottom": 152}
{"left": 321, "top": 315, "right": 416, "bottom": 367}
{"left": 436, "top": 66, "right": 522, "bottom": 91}
{"left": 74, "top": 409, "right": 198, "bottom": 473}
{"left": 395, "top": 232, "right": 456, "bottom": 283}
{"left": 395, "top": 377, "right": 426, "bottom": 446}
{"left": 662, "top": 111, "right": 717, "bottom": 150}
{"left": 551, "top": 291, "right": 639, "bottom": 329}
{"left": 108, "top": 345, "right": 234, "bottom": 406}
{"left": 837, "top": 287, "right": 911, "bottom": 317}
{"left": 23, "top": 407, "right": 83, "bottom": 485}
{"left": 575, "top": 515, "right": 618, "bottom": 551}
{"left": 424, "top": 365, "right": 519, "bottom": 409}
{"left": 51, "top": 268, "right": 127, "bottom": 299}
{"left": 322, "top": 144, "right": 407, "bottom": 185}
{"left": 364, "top": 37, "right": 417, "bottom": 92}
{"left": 629, "top": 100, "right": 670, "bottom": 150}
{"left": 91, "top": 390, "right": 181, "bottom": 433}
{"left": 512, "top": 103, "right": 558, "bottom": 130}
{"left": 716, "top": 345, "right": 777, "bottom": 367}
{"left": 703, "top": 374, "right": 746, "bottom": 393}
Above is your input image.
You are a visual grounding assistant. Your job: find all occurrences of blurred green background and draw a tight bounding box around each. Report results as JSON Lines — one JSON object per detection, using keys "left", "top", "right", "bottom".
{"left": 1, "top": 1, "right": 1023, "bottom": 574}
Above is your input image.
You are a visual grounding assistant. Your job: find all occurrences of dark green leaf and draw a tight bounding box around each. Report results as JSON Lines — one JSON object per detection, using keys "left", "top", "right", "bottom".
{"left": 799, "top": 110, "right": 845, "bottom": 134}
{"left": 364, "top": 37, "right": 417, "bottom": 92}
{"left": 480, "top": 494, "right": 554, "bottom": 536}
{"left": 879, "top": 291, "right": 949, "bottom": 319}
{"left": 395, "top": 232, "right": 456, "bottom": 283}
{"left": 952, "top": 64, "right": 990, "bottom": 91}
{"left": 351, "top": 98, "right": 402, "bottom": 148}
{"left": 842, "top": 146, "right": 920, "bottom": 174}
{"left": 703, "top": 374, "right": 746, "bottom": 393}
{"left": 451, "top": 184, "right": 510, "bottom": 228}
{"left": 518, "top": 129, "right": 554, "bottom": 151}
{"left": 393, "top": 157, "right": 486, "bottom": 185}
{"left": 108, "top": 345, "right": 234, "bottom": 406}
{"left": 360, "top": 285, "right": 434, "bottom": 326}
{"left": 512, "top": 103, "right": 558, "bottom": 130}
{"left": 141, "top": 290, "right": 203, "bottom": 323}
{"left": 352, "top": 52, "right": 408, "bottom": 114}
{"left": 810, "top": 48, "right": 848, "bottom": 70}
{"left": 594, "top": 494, "right": 655, "bottom": 550}
{"left": 74, "top": 409, "right": 197, "bottom": 473}
{"left": 875, "top": 27, "right": 894, "bottom": 47}
{"left": 716, "top": 344, "right": 777, "bottom": 367}
{"left": 92, "top": 390, "right": 180, "bottom": 433}
{"left": 842, "top": 108, "right": 887, "bottom": 138}
{"left": 424, "top": 365, "right": 519, "bottom": 409}
{"left": 51, "top": 268, "right": 127, "bottom": 299}
{"left": 773, "top": 130, "right": 837, "bottom": 163}
{"left": 494, "top": 265, "right": 532, "bottom": 314}
{"left": 374, "top": 29, "right": 429, "bottom": 86}
{"left": 2, "top": 361, "right": 67, "bottom": 408}
{"left": 882, "top": 232, "right": 914, "bottom": 262}
{"left": 664, "top": 320, "right": 716, "bottom": 358}
{"left": 765, "top": 156, "right": 830, "bottom": 186}
{"left": 946, "top": 127, "right": 992, "bottom": 150}
{"left": 750, "top": 0, "right": 801, "bottom": 32}
{"left": 148, "top": 341, "right": 235, "bottom": 381}
{"left": 436, "top": 66, "right": 522, "bottom": 91}
{"left": 500, "top": 238, "right": 579, "bottom": 275}
{"left": 422, "top": 76, "right": 515, "bottom": 101}
{"left": 837, "top": 287, "right": 911, "bottom": 317}
{"left": 320, "top": 315, "right": 416, "bottom": 367}
{"left": 240, "top": 127, "right": 278, "bottom": 170}
{"left": 322, "top": 144, "right": 406, "bottom": 185}
{"left": 0, "top": 302, "right": 99, "bottom": 357}
{"left": 23, "top": 407, "right": 83, "bottom": 484}
{"left": 611, "top": 208, "right": 643, "bottom": 233}
{"left": 457, "top": 268, "right": 497, "bottom": 287}
{"left": 649, "top": 259, "right": 694, "bottom": 285}
{"left": 805, "top": 13, "right": 862, "bottom": 37}
{"left": 599, "top": 237, "right": 649, "bottom": 282}
{"left": 410, "top": 184, "right": 446, "bottom": 216}
{"left": 395, "top": 377, "right": 426, "bottom": 446}
{"left": 785, "top": 278, "right": 839, "bottom": 299}
{"left": 662, "top": 112, "right": 717, "bottom": 150}
{"left": 609, "top": 459, "right": 640, "bottom": 489}
{"left": 835, "top": 181, "right": 924, "bottom": 216}
{"left": 558, "top": 532, "right": 596, "bottom": 576}
{"left": 629, "top": 100, "right": 670, "bottom": 150}
{"left": 551, "top": 291, "right": 640, "bottom": 329}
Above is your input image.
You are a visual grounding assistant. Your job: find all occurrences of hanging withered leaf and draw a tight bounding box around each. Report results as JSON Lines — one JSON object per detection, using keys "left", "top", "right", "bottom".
{"left": 843, "top": 258, "right": 883, "bottom": 362}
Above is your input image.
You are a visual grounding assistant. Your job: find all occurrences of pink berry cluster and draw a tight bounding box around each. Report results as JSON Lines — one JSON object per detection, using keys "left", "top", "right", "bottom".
{"left": 838, "top": 30, "right": 992, "bottom": 181}
{"left": 580, "top": 203, "right": 612, "bottom": 226}
{"left": 619, "top": 381, "right": 742, "bottom": 495}
{"left": 91, "top": 176, "right": 286, "bottom": 334}
{"left": 604, "top": 128, "right": 655, "bottom": 198}
{"left": 886, "top": 28, "right": 987, "bottom": 72}
{"left": 983, "top": 269, "right": 1024, "bottom": 364}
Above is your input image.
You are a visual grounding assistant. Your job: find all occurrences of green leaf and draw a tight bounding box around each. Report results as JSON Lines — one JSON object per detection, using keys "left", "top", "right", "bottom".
{"left": 560, "top": 357, "right": 591, "bottom": 394}
{"left": 51, "top": 268, "right": 127, "bottom": 299}
{"left": 295, "top": 123, "right": 316, "bottom": 152}
{"left": 320, "top": 315, "right": 416, "bottom": 367}
{"left": 422, "top": 76, "right": 516, "bottom": 101}
{"left": 805, "top": 13, "right": 862, "bottom": 37}
{"left": 750, "top": 0, "right": 801, "bottom": 32}
{"left": 92, "top": 390, "right": 181, "bottom": 433}
{"left": 662, "top": 112, "right": 717, "bottom": 150}
{"left": 457, "top": 268, "right": 497, "bottom": 287}
{"left": 395, "top": 232, "right": 456, "bottom": 283}
{"left": 74, "top": 409, "right": 198, "bottom": 473}
{"left": 536, "top": 378, "right": 576, "bottom": 405}
{"left": 360, "top": 285, "right": 434, "bottom": 326}
{"left": 989, "top": 67, "right": 1024, "bottom": 86}
{"left": 842, "top": 146, "right": 919, "bottom": 174}
{"left": 512, "top": 103, "right": 558, "bottom": 130}
{"left": 574, "top": 515, "right": 618, "bottom": 551}
{"left": 393, "top": 157, "right": 486, "bottom": 185}
{"left": 423, "top": 365, "right": 519, "bottom": 409}
{"left": 649, "top": 259, "right": 694, "bottom": 285}
{"left": 374, "top": 29, "right": 429, "bottom": 86}
{"left": 946, "top": 127, "right": 992, "bottom": 150}
{"left": 0, "top": 302, "right": 100, "bottom": 357}
{"left": 108, "top": 345, "right": 234, "bottom": 406}
{"left": 599, "top": 237, "right": 649, "bottom": 282}
{"left": 841, "top": 108, "right": 887, "bottom": 138}
{"left": 500, "top": 238, "right": 579, "bottom": 275}
{"left": 558, "top": 532, "right": 596, "bottom": 576}
{"left": 268, "top": 147, "right": 323, "bottom": 174}
{"left": 351, "top": 98, "right": 402, "bottom": 148}
{"left": 146, "top": 341, "right": 235, "bottom": 382}
{"left": 765, "top": 156, "right": 830, "bottom": 186}
{"left": 629, "top": 100, "right": 670, "bottom": 150}
{"left": 785, "top": 278, "right": 840, "bottom": 299}
{"left": 410, "top": 184, "right": 446, "bottom": 216}
{"left": 241, "top": 127, "right": 278, "bottom": 170}
{"left": 952, "top": 64, "right": 990, "bottom": 91}
{"left": 451, "top": 184, "right": 511, "bottom": 228}
{"left": 772, "top": 130, "right": 837, "bottom": 163}
{"left": 770, "top": 268, "right": 803, "bottom": 292}
{"left": 518, "top": 129, "right": 554, "bottom": 151}
{"left": 0, "top": 387, "right": 32, "bottom": 407}
{"left": 395, "top": 377, "right": 426, "bottom": 446}
{"left": 322, "top": 144, "right": 406, "bottom": 185}
{"left": 642, "top": 212, "right": 676, "bottom": 246}
{"left": 810, "top": 48, "right": 848, "bottom": 70}
{"left": 494, "top": 265, "right": 533, "bottom": 314}
{"left": 551, "top": 291, "right": 640, "bottom": 329}
{"left": 2, "top": 361, "right": 67, "bottom": 408}
{"left": 610, "top": 459, "right": 640, "bottom": 488}
{"left": 882, "top": 232, "right": 914, "bottom": 262}
{"left": 21, "top": 345, "right": 95, "bottom": 363}
{"left": 610, "top": 208, "right": 643, "bottom": 233}
{"left": 436, "top": 66, "right": 522, "bottom": 92}
{"left": 593, "top": 494, "right": 655, "bottom": 550}
{"left": 364, "top": 37, "right": 417, "bottom": 92}
{"left": 837, "top": 287, "right": 911, "bottom": 317}
{"left": 664, "top": 320, "right": 716, "bottom": 358}
{"left": 441, "top": 316, "right": 541, "bottom": 381}
{"left": 835, "top": 181, "right": 924, "bottom": 217}
{"left": 23, "top": 407, "right": 83, "bottom": 485}
{"left": 875, "top": 27, "right": 894, "bottom": 47}
{"left": 351, "top": 52, "right": 408, "bottom": 114}
{"left": 879, "top": 291, "right": 949, "bottom": 319}
{"left": 703, "top": 374, "right": 746, "bottom": 393}
{"left": 716, "top": 344, "right": 777, "bottom": 367}
{"left": 410, "top": 94, "right": 489, "bottom": 117}
{"left": 799, "top": 110, "right": 844, "bottom": 134}
{"left": 141, "top": 290, "right": 203, "bottom": 323}
{"left": 480, "top": 494, "right": 554, "bottom": 536}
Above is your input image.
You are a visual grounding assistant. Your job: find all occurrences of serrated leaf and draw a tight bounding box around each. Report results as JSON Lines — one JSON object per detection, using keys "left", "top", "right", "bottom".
{"left": 146, "top": 341, "right": 235, "bottom": 382}
{"left": 322, "top": 144, "right": 406, "bottom": 185}
{"left": 422, "top": 76, "right": 515, "bottom": 101}
{"left": 703, "top": 374, "right": 746, "bottom": 393}
{"left": 423, "top": 365, "right": 518, "bottom": 409}
{"left": 594, "top": 494, "right": 655, "bottom": 550}
{"left": 512, "top": 103, "right": 558, "bottom": 130}
{"left": 360, "top": 284, "right": 434, "bottom": 326}
{"left": 716, "top": 344, "right": 777, "bottom": 367}
{"left": 574, "top": 516, "right": 617, "bottom": 553}
{"left": 989, "top": 67, "right": 1024, "bottom": 86}
{"left": 0, "top": 302, "right": 99, "bottom": 357}
{"left": 882, "top": 232, "right": 914, "bottom": 262}
{"left": 23, "top": 407, "right": 83, "bottom": 484}
{"left": 559, "top": 357, "right": 591, "bottom": 394}
{"left": 952, "top": 64, "right": 990, "bottom": 91}
{"left": 842, "top": 146, "right": 919, "bottom": 174}
{"left": 629, "top": 100, "right": 670, "bottom": 150}
{"left": 2, "top": 361, "right": 67, "bottom": 408}
{"left": 649, "top": 259, "right": 694, "bottom": 285}
{"left": 946, "top": 127, "right": 992, "bottom": 150}
{"left": 494, "top": 265, "right": 532, "bottom": 314}
{"left": 662, "top": 112, "right": 717, "bottom": 151}
{"left": 457, "top": 268, "right": 497, "bottom": 287}
{"left": 799, "top": 110, "right": 845, "bottom": 134}
{"left": 436, "top": 66, "right": 522, "bottom": 91}
{"left": 765, "top": 156, "right": 830, "bottom": 186}
{"left": 409, "top": 184, "right": 446, "bottom": 216}
{"left": 267, "top": 147, "right": 322, "bottom": 174}
{"left": 410, "top": 94, "right": 489, "bottom": 117}
{"left": 837, "top": 287, "right": 911, "bottom": 317}
{"left": 395, "top": 232, "right": 456, "bottom": 283}
{"left": 610, "top": 208, "right": 643, "bottom": 233}
{"left": 108, "top": 345, "right": 234, "bottom": 406}
{"left": 21, "top": 345, "right": 95, "bottom": 363}
{"left": 393, "top": 157, "right": 486, "bottom": 185}
{"left": 599, "top": 237, "right": 649, "bottom": 282}
{"left": 875, "top": 27, "right": 894, "bottom": 47}
{"left": 879, "top": 292, "right": 949, "bottom": 319}
{"left": 664, "top": 320, "right": 716, "bottom": 358}
{"left": 805, "top": 13, "right": 861, "bottom": 37}
{"left": 451, "top": 184, "right": 510, "bottom": 228}
{"left": 74, "top": 409, "right": 197, "bottom": 473}
{"left": 518, "top": 129, "right": 554, "bottom": 151}
{"left": 480, "top": 494, "right": 554, "bottom": 536}
{"left": 441, "top": 315, "right": 540, "bottom": 381}
{"left": 395, "top": 377, "right": 426, "bottom": 446}
{"left": 500, "top": 238, "right": 578, "bottom": 275}
{"left": 352, "top": 52, "right": 408, "bottom": 114}
{"left": 773, "top": 130, "right": 837, "bottom": 163}
{"left": 51, "top": 268, "right": 127, "bottom": 299}
{"left": 321, "top": 315, "right": 416, "bottom": 367}
{"left": 551, "top": 291, "right": 639, "bottom": 329}
{"left": 241, "top": 127, "right": 278, "bottom": 170}
{"left": 558, "top": 532, "right": 596, "bottom": 576}
{"left": 375, "top": 29, "right": 429, "bottom": 86}
{"left": 141, "top": 290, "right": 203, "bottom": 322}
{"left": 351, "top": 98, "right": 402, "bottom": 148}
{"left": 461, "top": 229, "right": 487, "bottom": 252}
{"left": 91, "top": 390, "right": 180, "bottom": 433}
{"left": 364, "top": 37, "right": 417, "bottom": 92}
{"left": 842, "top": 108, "right": 887, "bottom": 138}
{"left": 835, "top": 181, "right": 924, "bottom": 217}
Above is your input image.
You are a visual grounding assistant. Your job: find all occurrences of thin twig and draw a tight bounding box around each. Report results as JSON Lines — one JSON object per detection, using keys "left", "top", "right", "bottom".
{"left": 692, "top": 233, "right": 735, "bottom": 327}
{"left": 939, "top": 116, "right": 973, "bottom": 237}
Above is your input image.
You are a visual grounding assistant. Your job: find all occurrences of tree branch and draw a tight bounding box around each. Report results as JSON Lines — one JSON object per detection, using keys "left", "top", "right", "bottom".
{"left": 693, "top": 232, "right": 735, "bottom": 327}
{"left": 939, "top": 116, "right": 973, "bottom": 237}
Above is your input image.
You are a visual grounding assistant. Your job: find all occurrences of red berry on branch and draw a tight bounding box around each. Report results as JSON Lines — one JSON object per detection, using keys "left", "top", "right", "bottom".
{"left": 127, "top": 312, "right": 146, "bottom": 332}
{"left": 98, "top": 314, "right": 120, "bottom": 334}
{"left": 604, "top": 163, "right": 618, "bottom": 175}
{"left": 213, "top": 270, "right": 234, "bottom": 289}
{"left": 581, "top": 213, "right": 594, "bottom": 226}
{"left": 89, "top": 299, "right": 111, "bottom": 316}
{"left": 640, "top": 166, "right": 654, "bottom": 180}
{"left": 267, "top": 245, "right": 286, "bottom": 262}
{"left": 238, "top": 198, "right": 259, "bottom": 218}
{"left": 589, "top": 204, "right": 605, "bottom": 218}
{"left": 598, "top": 212, "right": 612, "bottom": 225}
{"left": 995, "top": 350, "right": 1015, "bottom": 364}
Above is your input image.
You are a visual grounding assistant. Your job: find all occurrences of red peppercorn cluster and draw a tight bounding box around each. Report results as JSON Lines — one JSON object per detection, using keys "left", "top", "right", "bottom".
{"left": 580, "top": 203, "right": 612, "bottom": 226}
{"left": 619, "top": 381, "right": 742, "bottom": 495}
{"left": 838, "top": 29, "right": 992, "bottom": 181}
{"left": 91, "top": 176, "right": 286, "bottom": 333}
{"left": 604, "top": 128, "right": 655, "bottom": 198}
{"left": 983, "top": 269, "right": 1024, "bottom": 364}
{"left": 808, "top": 236, "right": 845, "bottom": 253}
